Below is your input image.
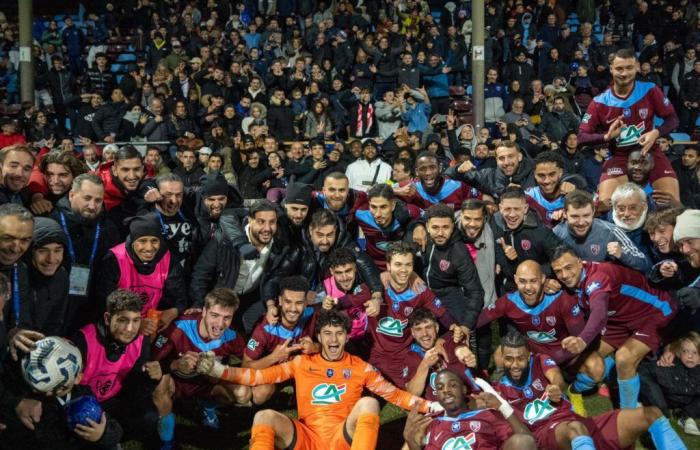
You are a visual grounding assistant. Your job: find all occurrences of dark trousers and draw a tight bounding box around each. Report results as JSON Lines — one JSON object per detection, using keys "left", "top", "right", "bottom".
{"left": 236, "top": 290, "right": 267, "bottom": 335}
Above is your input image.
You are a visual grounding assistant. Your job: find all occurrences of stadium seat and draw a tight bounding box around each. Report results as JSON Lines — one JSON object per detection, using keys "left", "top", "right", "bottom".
{"left": 116, "top": 53, "right": 137, "bottom": 63}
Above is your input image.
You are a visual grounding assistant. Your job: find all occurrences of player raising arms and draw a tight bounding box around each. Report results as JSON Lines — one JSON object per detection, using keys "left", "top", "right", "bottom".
{"left": 196, "top": 309, "right": 442, "bottom": 450}
{"left": 578, "top": 48, "right": 680, "bottom": 213}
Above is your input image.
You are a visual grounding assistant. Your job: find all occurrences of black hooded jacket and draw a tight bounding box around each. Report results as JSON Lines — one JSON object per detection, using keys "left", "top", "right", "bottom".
{"left": 20, "top": 218, "right": 71, "bottom": 336}
{"left": 419, "top": 230, "right": 484, "bottom": 329}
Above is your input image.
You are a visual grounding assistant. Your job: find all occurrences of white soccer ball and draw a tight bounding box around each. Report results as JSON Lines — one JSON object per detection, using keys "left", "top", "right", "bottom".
{"left": 22, "top": 336, "right": 83, "bottom": 393}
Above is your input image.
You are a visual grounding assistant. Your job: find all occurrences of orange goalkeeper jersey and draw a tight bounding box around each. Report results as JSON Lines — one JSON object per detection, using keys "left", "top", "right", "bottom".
{"left": 218, "top": 352, "right": 430, "bottom": 438}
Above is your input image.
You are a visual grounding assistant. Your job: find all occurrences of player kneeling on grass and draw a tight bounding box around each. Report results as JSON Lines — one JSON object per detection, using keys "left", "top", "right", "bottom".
{"left": 3, "top": 336, "right": 123, "bottom": 449}
{"left": 493, "top": 332, "right": 688, "bottom": 450}
{"left": 152, "top": 287, "right": 250, "bottom": 430}
{"left": 403, "top": 369, "right": 537, "bottom": 450}
{"left": 196, "top": 309, "right": 444, "bottom": 450}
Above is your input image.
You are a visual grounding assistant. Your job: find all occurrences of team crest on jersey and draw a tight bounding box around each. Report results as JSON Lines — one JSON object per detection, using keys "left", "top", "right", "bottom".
{"left": 393, "top": 302, "right": 400, "bottom": 311}
{"left": 531, "top": 315, "right": 541, "bottom": 326}
{"left": 532, "top": 379, "right": 544, "bottom": 391}
{"left": 524, "top": 387, "right": 534, "bottom": 398}
{"left": 311, "top": 383, "right": 346, "bottom": 405}
{"left": 571, "top": 304, "right": 581, "bottom": 316}
{"left": 623, "top": 108, "right": 632, "bottom": 118}
{"left": 404, "top": 306, "right": 414, "bottom": 316}
{"left": 527, "top": 329, "right": 557, "bottom": 343}
{"left": 440, "top": 259, "right": 451, "bottom": 271}
{"left": 469, "top": 421, "right": 481, "bottom": 432}
{"left": 616, "top": 122, "right": 645, "bottom": 147}
{"left": 451, "top": 421, "right": 461, "bottom": 432}
{"left": 343, "top": 369, "right": 352, "bottom": 379}
{"left": 377, "top": 317, "right": 408, "bottom": 337}
{"left": 247, "top": 339, "right": 259, "bottom": 351}
{"left": 441, "top": 433, "right": 476, "bottom": 450}
{"left": 327, "top": 369, "right": 334, "bottom": 378}
{"left": 639, "top": 108, "right": 649, "bottom": 119}
{"left": 546, "top": 316, "right": 556, "bottom": 326}
{"left": 586, "top": 281, "right": 601, "bottom": 295}
{"left": 590, "top": 244, "right": 600, "bottom": 255}
{"left": 521, "top": 239, "right": 532, "bottom": 250}
{"left": 523, "top": 392, "right": 556, "bottom": 424}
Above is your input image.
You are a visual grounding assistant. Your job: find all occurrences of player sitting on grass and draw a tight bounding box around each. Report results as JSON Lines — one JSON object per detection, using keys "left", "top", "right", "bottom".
{"left": 493, "top": 332, "right": 688, "bottom": 450}
{"left": 196, "top": 309, "right": 444, "bottom": 450}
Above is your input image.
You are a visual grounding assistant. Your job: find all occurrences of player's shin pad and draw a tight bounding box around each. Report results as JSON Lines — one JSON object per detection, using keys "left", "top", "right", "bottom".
{"left": 649, "top": 417, "right": 688, "bottom": 450}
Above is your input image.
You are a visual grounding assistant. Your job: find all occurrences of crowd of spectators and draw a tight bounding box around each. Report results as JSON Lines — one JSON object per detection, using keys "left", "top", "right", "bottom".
{"left": 0, "top": 0, "right": 696, "bottom": 449}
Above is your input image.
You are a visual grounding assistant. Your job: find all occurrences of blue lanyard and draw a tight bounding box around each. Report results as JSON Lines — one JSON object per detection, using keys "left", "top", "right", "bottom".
{"left": 58, "top": 212, "right": 101, "bottom": 266}
{"left": 12, "top": 264, "right": 19, "bottom": 324}
{"left": 156, "top": 209, "right": 185, "bottom": 237}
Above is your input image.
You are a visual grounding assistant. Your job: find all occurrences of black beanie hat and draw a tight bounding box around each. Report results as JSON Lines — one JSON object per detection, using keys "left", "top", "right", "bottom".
{"left": 285, "top": 183, "right": 312, "bottom": 206}
{"left": 199, "top": 172, "right": 229, "bottom": 198}
{"left": 126, "top": 213, "right": 162, "bottom": 241}
{"left": 32, "top": 217, "right": 67, "bottom": 249}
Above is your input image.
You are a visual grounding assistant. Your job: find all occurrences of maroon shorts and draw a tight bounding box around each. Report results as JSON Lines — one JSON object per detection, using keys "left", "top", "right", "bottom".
{"left": 601, "top": 312, "right": 674, "bottom": 353}
{"left": 173, "top": 377, "right": 217, "bottom": 399}
{"left": 600, "top": 148, "right": 676, "bottom": 183}
{"left": 535, "top": 410, "right": 629, "bottom": 450}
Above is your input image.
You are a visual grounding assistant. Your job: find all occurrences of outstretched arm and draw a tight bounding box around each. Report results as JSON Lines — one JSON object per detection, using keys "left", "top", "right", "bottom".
{"left": 197, "top": 351, "right": 295, "bottom": 386}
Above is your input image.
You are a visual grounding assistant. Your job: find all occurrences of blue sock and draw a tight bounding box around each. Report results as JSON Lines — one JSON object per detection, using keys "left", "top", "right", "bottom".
{"left": 571, "top": 435, "right": 596, "bottom": 450}
{"left": 573, "top": 372, "right": 597, "bottom": 392}
{"left": 618, "top": 374, "right": 640, "bottom": 409}
{"left": 603, "top": 356, "right": 615, "bottom": 380}
{"left": 649, "top": 416, "right": 688, "bottom": 450}
{"left": 158, "top": 413, "right": 175, "bottom": 442}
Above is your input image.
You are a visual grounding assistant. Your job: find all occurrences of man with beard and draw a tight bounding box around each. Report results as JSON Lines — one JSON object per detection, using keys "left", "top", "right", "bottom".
{"left": 554, "top": 189, "right": 652, "bottom": 273}
{"left": 299, "top": 209, "right": 383, "bottom": 300}
{"left": 668, "top": 210, "right": 700, "bottom": 334}
{"left": 149, "top": 174, "right": 194, "bottom": 271}
{"left": 96, "top": 145, "right": 159, "bottom": 238}
{"left": 627, "top": 150, "right": 682, "bottom": 208}
{"left": 74, "top": 290, "right": 174, "bottom": 449}
{"left": 403, "top": 369, "right": 536, "bottom": 450}
{"left": 0, "top": 205, "right": 33, "bottom": 335}
{"left": 189, "top": 200, "right": 298, "bottom": 333}
{"left": 311, "top": 172, "right": 367, "bottom": 223}
{"left": 578, "top": 48, "right": 680, "bottom": 213}
{"left": 524, "top": 151, "right": 584, "bottom": 228}
{"left": 474, "top": 260, "right": 602, "bottom": 416}
{"left": 609, "top": 182, "right": 653, "bottom": 257}
{"left": 0, "top": 146, "right": 34, "bottom": 207}
{"left": 190, "top": 171, "right": 243, "bottom": 252}
{"left": 419, "top": 204, "right": 484, "bottom": 341}
{"left": 197, "top": 309, "right": 442, "bottom": 450}
{"left": 550, "top": 246, "right": 677, "bottom": 409}
{"left": 490, "top": 187, "right": 564, "bottom": 293}
{"left": 242, "top": 276, "right": 318, "bottom": 406}
{"left": 279, "top": 183, "right": 312, "bottom": 243}
{"left": 49, "top": 174, "right": 120, "bottom": 332}
{"left": 345, "top": 139, "right": 392, "bottom": 192}
{"left": 494, "top": 332, "right": 688, "bottom": 450}
{"left": 353, "top": 184, "right": 422, "bottom": 270}
{"left": 153, "top": 288, "right": 248, "bottom": 430}
{"left": 402, "top": 308, "right": 479, "bottom": 399}
{"left": 446, "top": 141, "right": 537, "bottom": 198}
{"left": 399, "top": 152, "right": 481, "bottom": 214}
{"left": 28, "top": 152, "right": 87, "bottom": 215}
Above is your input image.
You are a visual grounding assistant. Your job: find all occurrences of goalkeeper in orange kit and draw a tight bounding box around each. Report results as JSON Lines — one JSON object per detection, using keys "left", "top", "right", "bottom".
{"left": 196, "top": 309, "right": 443, "bottom": 450}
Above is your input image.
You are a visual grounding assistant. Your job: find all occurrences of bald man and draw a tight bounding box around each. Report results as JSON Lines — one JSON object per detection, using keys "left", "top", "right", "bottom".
{"left": 474, "top": 260, "right": 606, "bottom": 416}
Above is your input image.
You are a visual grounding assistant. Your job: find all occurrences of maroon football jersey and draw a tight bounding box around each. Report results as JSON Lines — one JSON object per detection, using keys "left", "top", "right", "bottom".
{"left": 367, "top": 284, "right": 448, "bottom": 363}
{"left": 475, "top": 290, "right": 585, "bottom": 363}
{"left": 403, "top": 176, "right": 482, "bottom": 211}
{"left": 243, "top": 306, "right": 317, "bottom": 360}
{"left": 354, "top": 204, "right": 422, "bottom": 270}
{"left": 153, "top": 312, "right": 246, "bottom": 363}
{"left": 579, "top": 81, "right": 675, "bottom": 158}
{"left": 493, "top": 354, "right": 574, "bottom": 432}
{"left": 401, "top": 331, "right": 479, "bottom": 398}
{"left": 424, "top": 408, "right": 514, "bottom": 450}
{"left": 575, "top": 261, "right": 675, "bottom": 339}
